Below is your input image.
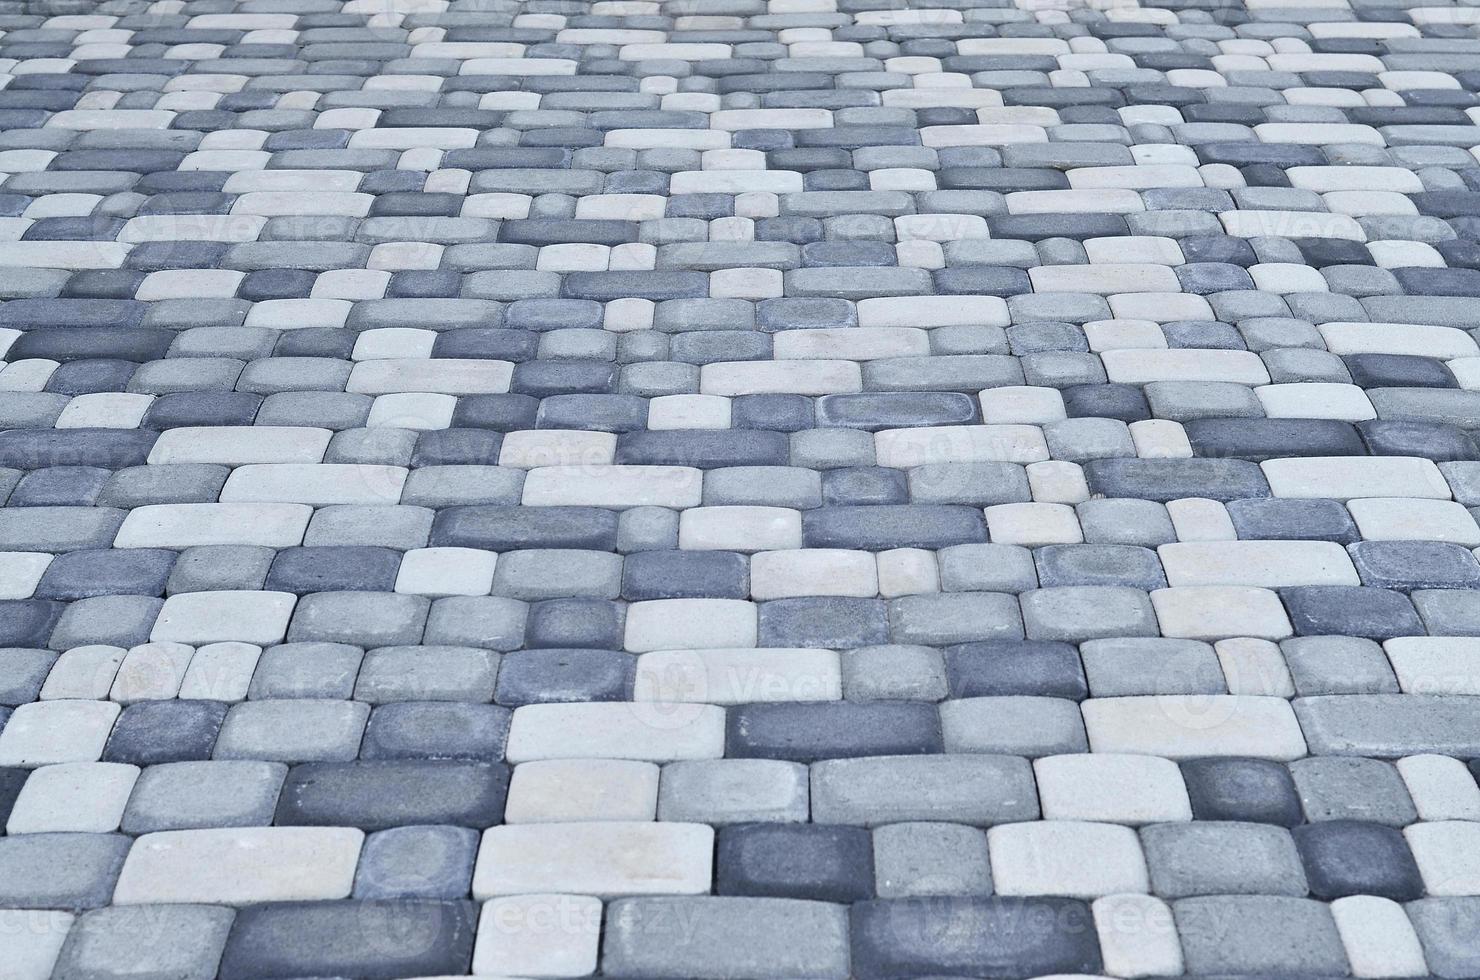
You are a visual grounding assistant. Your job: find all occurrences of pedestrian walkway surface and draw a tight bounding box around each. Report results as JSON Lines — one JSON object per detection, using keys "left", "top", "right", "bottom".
{"left": 9, "top": 0, "right": 1480, "bottom": 975}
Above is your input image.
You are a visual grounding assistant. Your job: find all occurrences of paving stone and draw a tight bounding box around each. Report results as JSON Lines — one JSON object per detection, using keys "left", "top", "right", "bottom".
{"left": 275, "top": 760, "right": 509, "bottom": 831}
{"left": 352, "top": 825, "right": 479, "bottom": 900}
{"left": 217, "top": 900, "right": 476, "bottom": 980}
{"left": 810, "top": 755, "right": 1038, "bottom": 827}
{"left": 872, "top": 821, "right": 993, "bottom": 898}
{"left": 604, "top": 897, "right": 849, "bottom": 979}
{"left": 474, "top": 822, "right": 713, "bottom": 898}
{"left": 716, "top": 823, "right": 873, "bottom": 902}
{"left": 726, "top": 701, "right": 943, "bottom": 762}
{"left": 658, "top": 759, "right": 809, "bottom": 825}
{"left": 51, "top": 904, "right": 234, "bottom": 980}
{"left": 1291, "top": 756, "right": 1418, "bottom": 825}
{"left": 849, "top": 897, "right": 1102, "bottom": 979}
{"left": 1174, "top": 896, "right": 1349, "bottom": 975}
{"left": 121, "top": 761, "right": 287, "bottom": 834}
{"left": 1142, "top": 821, "right": 1307, "bottom": 898}
{"left": 0, "top": 833, "right": 131, "bottom": 910}
{"left": 1294, "top": 820, "right": 1424, "bottom": 900}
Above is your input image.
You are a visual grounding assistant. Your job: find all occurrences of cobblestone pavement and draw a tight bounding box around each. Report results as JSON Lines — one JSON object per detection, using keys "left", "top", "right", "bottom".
{"left": 11, "top": 0, "right": 1480, "bottom": 975}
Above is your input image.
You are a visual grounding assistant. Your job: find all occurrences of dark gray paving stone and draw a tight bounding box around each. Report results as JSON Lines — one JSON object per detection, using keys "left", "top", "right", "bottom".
{"left": 218, "top": 900, "right": 477, "bottom": 980}
{"left": 102, "top": 700, "right": 227, "bottom": 766}
{"left": 725, "top": 701, "right": 943, "bottom": 762}
{"left": 758, "top": 597, "right": 889, "bottom": 648}
{"left": 621, "top": 551, "right": 748, "bottom": 600}
{"left": 430, "top": 506, "right": 618, "bottom": 551}
{"left": 849, "top": 897, "right": 1101, "bottom": 979}
{"left": 274, "top": 761, "right": 509, "bottom": 831}
{"left": 716, "top": 823, "right": 874, "bottom": 903}
{"left": 1280, "top": 585, "right": 1425, "bottom": 639}
{"left": 263, "top": 547, "right": 403, "bottom": 595}
{"left": 1349, "top": 541, "right": 1480, "bottom": 590}
{"left": 360, "top": 703, "right": 511, "bottom": 761}
{"left": 494, "top": 649, "right": 632, "bottom": 705}
{"left": 1293, "top": 820, "right": 1424, "bottom": 900}
{"left": 1081, "top": 458, "right": 1270, "bottom": 501}
{"left": 802, "top": 505, "right": 988, "bottom": 550}
{"left": 944, "top": 640, "right": 1088, "bottom": 700}
{"left": 35, "top": 548, "right": 175, "bottom": 599}
{"left": 1227, "top": 498, "right": 1360, "bottom": 544}
{"left": 1181, "top": 757, "right": 1303, "bottom": 827}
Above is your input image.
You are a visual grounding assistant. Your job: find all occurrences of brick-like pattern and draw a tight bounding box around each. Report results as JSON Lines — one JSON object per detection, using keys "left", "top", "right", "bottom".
{"left": 3, "top": 0, "right": 1480, "bottom": 974}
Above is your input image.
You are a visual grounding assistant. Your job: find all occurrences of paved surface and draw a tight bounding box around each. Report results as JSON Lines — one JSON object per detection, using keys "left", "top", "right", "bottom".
{"left": 8, "top": 0, "right": 1480, "bottom": 976}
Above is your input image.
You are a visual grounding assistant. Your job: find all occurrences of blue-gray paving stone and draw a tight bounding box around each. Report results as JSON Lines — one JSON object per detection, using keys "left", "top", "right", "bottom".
{"left": 757, "top": 297, "right": 855, "bottom": 332}
{"left": 1081, "top": 458, "right": 1270, "bottom": 501}
{"left": 494, "top": 648, "right": 632, "bottom": 705}
{"left": 1033, "top": 544, "right": 1166, "bottom": 590}
{"left": 0, "top": 768, "right": 23, "bottom": 827}
{"left": 760, "top": 598, "right": 889, "bottom": 649}
{"left": 716, "top": 824, "right": 874, "bottom": 903}
{"left": 410, "top": 429, "right": 504, "bottom": 467}
{"left": 1281, "top": 586, "right": 1425, "bottom": 640}
{"left": 1181, "top": 757, "right": 1303, "bottom": 827}
{"left": 217, "top": 900, "right": 477, "bottom": 980}
{"left": 431, "top": 506, "right": 618, "bottom": 551}
{"left": 1346, "top": 353, "right": 1458, "bottom": 388}
{"left": 849, "top": 898, "right": 1102, "bottom": 979}
{"left": 821, "top": 467, "right": 908, "bottom": 506}
{"left": 537, "top": 394, "right": 646, "bottom": 432}
{"left": 452, "top": 394, "right": 540, "bottom": 431}
{"left": 1293, "top": 820, "right": 1424, "bottom": 901}
{"left": 1186, "top": 418, "right": 1369, "bottom": 461}
{"left": 103, "top": 700, "right": 228, "bottom": 766}
{"left": 730, "top": 394, "right": 812, "bottom": 433}
{"left": 9, "top": 466, "right": 109, "bottom": 507}
{"left": 802, "top": 505, "right": 987, "bottom": 550}
{"left": 0, "top": 429, "right": 156, "bottom": 470}
{"left": 167, "top": 546, "right": 273, "bottom": 595}
{"left": 353, "top": 825, "right": 480, "bottom": 901}
{"left": 1227, "top": 498, "right": 1360, "bottom": 544}
{"left": 945, "top": 640, "right": 1087, "bottom": 700}
{"left": 1349, "top": 541, "right": 1480, "bottom": 591}
{"left": 46, "top": 360, "right": 138, "bottom": 397}
{"left": 361, "top": 703, "right": 511, "bottom": 762}
{"left": 725, "top": 701, "right": 943, "bottom": 762}
{"left": 1359, "top": 418, "right": 1480, "bottom": 461}
{"left": 523, "top": 598, "right": 624, "bottom": 650}
{"left": 617, "top": 430, "right": 788, "bottom": 468}
{"left": 264, "top": 547, "right": 403, "bottom": 595}
{"left": 274, "top": 761, "right": 509, "bottom": 831}
{"left": 816, "top": 392, "right": 978, "bottom": 430}
{"left": 0, "top": 602, "right": 66, "bottom": 650}
{"left": 622, "top": 550, "right": 748, "bottom": 600}
{"left": 143, "top": 392, "right": 262, "bottom": 429}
